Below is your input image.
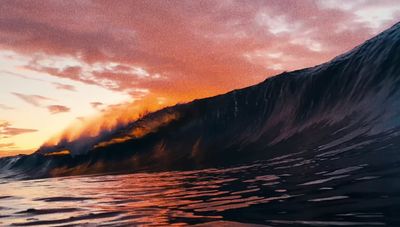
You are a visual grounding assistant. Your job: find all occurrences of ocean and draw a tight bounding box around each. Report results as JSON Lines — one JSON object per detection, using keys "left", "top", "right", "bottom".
{"left": 2, "top": 132, "right": 399, "bottom": 226}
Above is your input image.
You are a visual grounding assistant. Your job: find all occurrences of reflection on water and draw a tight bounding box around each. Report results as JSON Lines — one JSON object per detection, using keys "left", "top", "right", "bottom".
{"left": 1, "top": 137, "right": 400, "bottom": 226}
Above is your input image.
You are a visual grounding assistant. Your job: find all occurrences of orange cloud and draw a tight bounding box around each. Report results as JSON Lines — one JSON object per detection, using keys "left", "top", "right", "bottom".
{"left": 0, "top": 142, "right": 14, "bottom": 148}
{"left": 0, "top": 149, "right": 35, "bottom": 157}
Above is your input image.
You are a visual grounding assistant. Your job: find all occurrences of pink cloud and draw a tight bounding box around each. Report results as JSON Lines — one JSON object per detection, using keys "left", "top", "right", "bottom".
{"left": 47, "top": 105, "right": 70, "bottom": 114}
{"left": 0, "top": 0, "right": 399, "bottom": 103}
{"left": 90, "top": 102, "right": 104, "bottom": 109}
{"left": 52, "top": 82, "right": 76, "bottom": 91}
{"left": 0, "top": 120, "right": 38, "bottom": 136}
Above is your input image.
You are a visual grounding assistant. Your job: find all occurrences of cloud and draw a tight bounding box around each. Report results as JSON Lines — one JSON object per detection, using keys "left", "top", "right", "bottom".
{"left": 0, "top": 120, "right": 38, "bottom": 136}
{"left": 12, "top": 92, "right": 53, "bottom": 107}
{"left": 0, "top": 0, "right": 399, "bottom": 104}
{"left": 47, "top": 105, "right": 70, "bottom": 114}
{"left": 90, "top": 102, "right": 104, "bottom": 109}
{"left": 2, "top": 128, "right": 38, "bottom": 136}
{"left": 0, "top": 142, "right": 14, "bottom": 148}
{"left": 0, "top": 103, "right": 14, "bottom": 110}
{"left": 52, "top": 82, "right": 76, "bottom": 91}
{"left": 2, "top": 71, "right": 76, "bottom": 92}
{"left": 0, "top": 121, "right": 10, "bottom": 128}
{"left": 76, "top": 116, "right": 85, "bottom": 121}
{"left": 11, "top": 92, "right": 71, "bottom": 114}
{"left": 1, "top": 70, "right": 45, "bottom": 82}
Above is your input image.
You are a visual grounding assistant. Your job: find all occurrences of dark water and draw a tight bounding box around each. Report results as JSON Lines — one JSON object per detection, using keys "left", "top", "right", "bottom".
{"left": 2, "top": 131, "right": 400, "bottom": 226}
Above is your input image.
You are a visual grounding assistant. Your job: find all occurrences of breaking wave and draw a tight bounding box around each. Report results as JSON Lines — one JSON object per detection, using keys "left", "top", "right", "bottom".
{"left": 1, "top": 23, "right": 400, "bottom": 179}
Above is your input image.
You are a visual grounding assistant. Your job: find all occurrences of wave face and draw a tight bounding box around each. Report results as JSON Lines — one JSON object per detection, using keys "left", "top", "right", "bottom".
{"left": 1, "top": 23, "right": 400, "bottom": 178}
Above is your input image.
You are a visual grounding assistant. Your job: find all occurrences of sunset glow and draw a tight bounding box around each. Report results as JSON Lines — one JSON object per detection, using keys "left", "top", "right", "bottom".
{"left": 1, "top": 0, "right": 400, "bottom": 157}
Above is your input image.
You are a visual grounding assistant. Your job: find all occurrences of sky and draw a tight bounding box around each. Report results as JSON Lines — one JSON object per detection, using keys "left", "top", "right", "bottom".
{"left": 1, "top": 0, "right": 400, "bottom": 157}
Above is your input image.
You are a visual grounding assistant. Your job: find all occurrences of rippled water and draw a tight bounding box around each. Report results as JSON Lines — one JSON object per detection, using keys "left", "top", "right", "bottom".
{"left": 2, "top": 135, "right": 400, "bottom": 227}
{"left": 2, "top": 132, "right": 400, "bottom": 227}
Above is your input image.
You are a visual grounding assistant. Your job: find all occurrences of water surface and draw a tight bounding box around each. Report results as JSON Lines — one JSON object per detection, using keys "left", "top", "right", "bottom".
{"left": 2, "top": 138, "right": 400, "bottom": 226}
